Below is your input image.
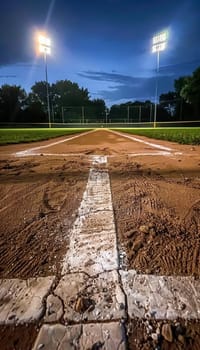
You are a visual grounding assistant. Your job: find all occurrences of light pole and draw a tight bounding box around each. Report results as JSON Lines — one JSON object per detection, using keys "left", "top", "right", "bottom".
{"left": 38, "top": 34, "right": 51, "bottom": 128}
{"left": 152, "top": 31, "right": 168, "bottom": 128}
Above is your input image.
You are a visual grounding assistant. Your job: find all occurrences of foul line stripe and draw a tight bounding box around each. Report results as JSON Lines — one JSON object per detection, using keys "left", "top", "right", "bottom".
{"left": 14, "top": 129, "right": 96, "bottom": 157}
{"left": 62, "top": 155, "right": 118, "bottom": 276}
{"left": 110, "top": 129, "right": 173, "bottom": 151}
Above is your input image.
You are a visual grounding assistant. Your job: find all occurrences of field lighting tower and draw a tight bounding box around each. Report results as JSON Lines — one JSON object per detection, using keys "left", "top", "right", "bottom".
{"left": 38, "top": 34, "right": 51, "bottom": 128}
{"left": 152, "top": 31, "right": 168, "bottom": 128}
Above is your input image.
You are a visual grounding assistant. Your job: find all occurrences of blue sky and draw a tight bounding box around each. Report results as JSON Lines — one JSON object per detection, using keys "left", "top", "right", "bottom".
{"left": 0, "top": 0, "right": 200, "bottom": 106}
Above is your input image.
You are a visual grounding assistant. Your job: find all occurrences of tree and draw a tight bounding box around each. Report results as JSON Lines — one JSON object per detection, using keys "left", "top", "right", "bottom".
{"left": 88, "top": 99, "right": 106, "bottom": 122}
{"left": 30, "top": 81, "right": 49, "bottom": 110}
{"left": 21, "top": 102, "right": 47, "bottom": 123}
{"left": 174, "top": 77, "right": 189, "bottom": 95}
{"left": 51, "top": 80, "right": 90, "bottom": 109}
{"left": 0, "top": 85, "right": 26, "bottom": 122}
{"left": 174, "top": 76, "right": 195, "bottom": 120}
{"left": 180, "top": 67, "right": 200, "bottom": 118}
{"left": 159, "top": 91, "right": 177, "bottom": 117}
{"left": 109, "top": 101, "right": 155, "bottom": 123}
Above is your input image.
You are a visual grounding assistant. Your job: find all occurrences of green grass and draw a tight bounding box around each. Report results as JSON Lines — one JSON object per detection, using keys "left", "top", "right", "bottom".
{"left": 113, "top": 127, "right": 200, "bottom": 145}
{"left": 0, "top": 128, "right": 92, "bottom": 145}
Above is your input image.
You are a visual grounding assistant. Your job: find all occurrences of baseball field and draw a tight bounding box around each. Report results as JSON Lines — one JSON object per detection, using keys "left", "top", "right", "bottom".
{"left": 0, "top": 127, "right": 200, "bottom": 349}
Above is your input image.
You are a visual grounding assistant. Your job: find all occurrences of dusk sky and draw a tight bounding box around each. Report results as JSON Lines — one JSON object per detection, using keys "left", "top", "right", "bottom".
{"left": 0, "top": 0, "right": 200, "bottom": 106}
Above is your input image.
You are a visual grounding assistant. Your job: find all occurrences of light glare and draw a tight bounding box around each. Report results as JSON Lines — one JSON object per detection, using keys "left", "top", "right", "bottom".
{"left": 39, "top": 45, "right": 51, "bottom": 54}
{"left": 152, "top": 30, "right": 168, "bottom": 53}
{"left": 38, "top": 35, "right": 51, "bottom": 47}
{"left": 152, "top": 42, "right": 166, "bottom": 53}
{"left": 153, "top": 31, "right": 168, "bottom": 45}
{"left": 37, "top": 33, "right": 51, "bottom": 55}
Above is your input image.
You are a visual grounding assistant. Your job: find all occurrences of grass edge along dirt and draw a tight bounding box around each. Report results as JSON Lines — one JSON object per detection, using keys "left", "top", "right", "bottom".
{"left": 0, "top": 128, "right": 92, "bottom": 145}
{"left": 113, "top": 127, "right": 200, "bottom": 145}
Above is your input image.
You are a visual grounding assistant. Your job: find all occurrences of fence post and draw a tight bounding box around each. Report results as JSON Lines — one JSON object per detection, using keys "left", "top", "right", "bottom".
{"left": 61, "top": 107, "right": 64, "bottom": 123}
{"left": 82, "top": 106, "right": 85, "bottom": 124}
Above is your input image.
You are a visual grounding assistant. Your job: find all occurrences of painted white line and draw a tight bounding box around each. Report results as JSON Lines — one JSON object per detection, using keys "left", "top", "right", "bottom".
{"left": 14, "top": 130, "right": 96, "bottom": 157}
{"left": 51, "top": 271, "right": 126, "bottom": 323}
{"left": 92, "top": 155, "right": 108, "bottom": 164}
{"left": 120, "top": 270, "right": 200, "bottom": 320}
{"left": 110, "top": 130, "right": 173, "bottom": 151}
{"left": 62, "top": 155, "right": 118, "bottom": 276}
{"left": 14, "top": 153, "right": 89, "bottom": 157}
{"left": 11, "top": 151, "right": 183, "bottom": 158}
{"left": 32, "top": 322, "right": 126, "bottom": 350}
{"left": 0, "top": 277, "right": 55, "bottom": 324}
{"left": 128, "top": 151, "right": 172, "bottom": 157}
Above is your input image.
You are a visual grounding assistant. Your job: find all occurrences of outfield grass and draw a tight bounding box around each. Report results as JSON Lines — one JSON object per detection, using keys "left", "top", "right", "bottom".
{"left": 114, "top": 127, "right": 200, "bottom": 145}
{"left": 0, "top": 128, "right": 92, "bottom": 145}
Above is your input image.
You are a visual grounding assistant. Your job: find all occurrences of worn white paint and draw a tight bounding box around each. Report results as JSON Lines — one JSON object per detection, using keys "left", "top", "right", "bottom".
{"left": 15, "top": 153, "right": 87, "bottom": 157}
{"left": 62, "top": 155, "right": 119, "bottom": 276}
{"left": 128, "top": 151, "right": 172, "bottom": 157}
{"left": 15, "top": 129, "right": 95, "bottom": 157}
{"left": 54, "top": 271, "right": 126, "bottom": 323}
{"left": 120, "top": 270, "right": 200, "bottom": 320}
{"left": 0, "top": 277, "right": 55, "bottom": 324}
{"left": 110, "top": 129, "right": 173, "bottom": 151}
{"left": 32, "top": 322, "right": 126, "bottom": 350}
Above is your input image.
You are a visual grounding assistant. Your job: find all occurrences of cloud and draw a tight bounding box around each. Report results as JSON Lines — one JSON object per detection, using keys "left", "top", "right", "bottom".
{"left": 78, "top": 71, "right": 175, "bottom": 102}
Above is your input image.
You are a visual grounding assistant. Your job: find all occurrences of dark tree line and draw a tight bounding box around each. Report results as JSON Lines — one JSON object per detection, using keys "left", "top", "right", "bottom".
{"left": 109, "top": 67, "right": 200, "bottom": 123}
{"left": 0, "top": 66, "right": 200, "bottom": 124}
{"left": 0, "top": 80, "right": 106, "bottom": 124}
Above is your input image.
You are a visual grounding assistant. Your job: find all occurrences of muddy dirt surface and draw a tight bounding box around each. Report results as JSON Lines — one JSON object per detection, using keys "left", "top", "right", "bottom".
{"left": 0, "top": 325, "right": 38, "bottom": 350}
{"left": 110, "top": 158, "right": 200, "bottom": 276}
{"left": 0, "top": 129, "right": 200, "bottom": 349}
{"left": 127, "top": 319, "right": 200, "bottom": 350}
{"left": 0, "top": 156, "right": 89, "bottom": 278}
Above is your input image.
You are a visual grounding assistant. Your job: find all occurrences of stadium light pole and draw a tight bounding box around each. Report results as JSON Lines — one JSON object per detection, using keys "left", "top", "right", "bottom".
{"left": 38, "top": 34, "right": 51, "bottom": 128}
{"left": 152, "top": 31, "right": 168, "bottom": 128}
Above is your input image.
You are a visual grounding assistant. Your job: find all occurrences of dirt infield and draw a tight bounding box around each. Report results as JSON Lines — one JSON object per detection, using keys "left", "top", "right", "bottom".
{"left": 0, "top": 156, "right": 89, "bottom": 278}
{"left": 0, "top": 129, "right": 200, "bottom": 349}
{"left": 110, "top": 160, "right": 200, "bottom": 276}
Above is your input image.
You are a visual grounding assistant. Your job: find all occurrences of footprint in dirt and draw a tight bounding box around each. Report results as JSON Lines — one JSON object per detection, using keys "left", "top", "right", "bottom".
{"left": 184, "top": 200, "right": 200, "bottom": 233}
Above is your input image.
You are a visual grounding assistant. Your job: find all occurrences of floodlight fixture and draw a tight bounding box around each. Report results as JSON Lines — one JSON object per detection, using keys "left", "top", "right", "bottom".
{"left": 152, "top": 30, "right": 168, "bottom": 128}
{"left": 152, "top": 31, "right": 168, "bottom": 45}
{"left": 38, "top": 34, "right": 51, "bottom": 55}
{"left": 152, "top": 42, "right": 166, "bottom": 53}
{"left": 37, "top": 33, "right": 51, "bottom": 128}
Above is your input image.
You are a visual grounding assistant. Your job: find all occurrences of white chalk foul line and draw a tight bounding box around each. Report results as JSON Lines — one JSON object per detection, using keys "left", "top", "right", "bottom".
{"left": 14, "top": 129, "right": 96, "bottom": 157}
{"left": 128, "top": 151, "right": 171, "bottom": 157}
{"left": 62, "top": 155, "right": 119, "bottom": 276}
{"left": 110, "top": 129, "right": 173, "bottom": 152}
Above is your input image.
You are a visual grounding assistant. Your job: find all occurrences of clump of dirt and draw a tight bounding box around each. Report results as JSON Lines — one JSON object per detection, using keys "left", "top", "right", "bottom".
{"left": 74, "top": 296, "right": 95, "bottom": 313}
{"left": 0, "top": 324, "right": 39, "bottom": 350}
{"left": 127, "top": 319, "right": 200, "bottom": 350}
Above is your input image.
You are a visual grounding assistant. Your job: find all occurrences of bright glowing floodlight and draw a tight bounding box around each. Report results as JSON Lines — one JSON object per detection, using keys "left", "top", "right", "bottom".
{"left": 151, "top": 30, "right": 168, "bottom": 128}
{"left": 152, "top": 30, "right": 168, "bottom": 53}
{"left": 36, "top": 32, "right": 52, "bottom": 127}
{"left": 152, "top": 42, "right": 166, "bottom": 53}
{"left": 38, "top": 34, "right": 51, "bottom": 55}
